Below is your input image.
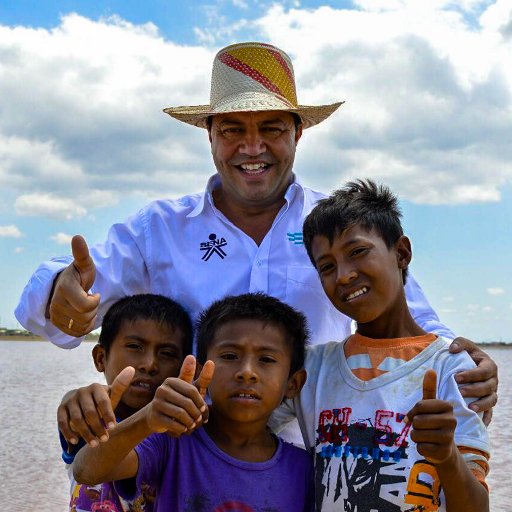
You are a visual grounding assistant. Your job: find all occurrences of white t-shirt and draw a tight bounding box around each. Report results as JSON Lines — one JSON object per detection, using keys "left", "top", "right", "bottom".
{"left": 271, "top": 337, "right": 489, "bottom": 511}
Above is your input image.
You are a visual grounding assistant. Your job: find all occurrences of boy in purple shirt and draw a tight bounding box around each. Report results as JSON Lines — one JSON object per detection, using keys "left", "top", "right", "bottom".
{"left": 73, "top": 293, "right": 314, "bottom": 511}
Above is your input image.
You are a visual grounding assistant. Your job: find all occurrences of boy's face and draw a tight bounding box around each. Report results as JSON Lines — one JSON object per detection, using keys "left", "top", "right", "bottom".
{"left": 311, "top": 224, "right": 411, "bottom": 337}
{"left": 93, "top": 318, "right": 185, "bottom": 417}
{"left": 206, "top": 318, "right": 305, "bottom": 426}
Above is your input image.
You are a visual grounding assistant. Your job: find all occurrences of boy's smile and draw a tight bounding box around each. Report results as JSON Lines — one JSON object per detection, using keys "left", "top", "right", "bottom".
{"left": 93, "top": 318, "right": 185, "bottom": 419}
{"left": 206, "top": 318, "right": 300, "bottom": 425}
{"left": 311, "top": 224, "right": 415, "bottom": 338}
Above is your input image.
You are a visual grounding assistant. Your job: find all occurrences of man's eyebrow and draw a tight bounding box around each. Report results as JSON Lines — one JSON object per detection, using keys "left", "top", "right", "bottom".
{"left": 217, "top": 118, "right": 244, "bottom": 126}
{"left": 260, "top": 118, "right": 288, "bottom": 125}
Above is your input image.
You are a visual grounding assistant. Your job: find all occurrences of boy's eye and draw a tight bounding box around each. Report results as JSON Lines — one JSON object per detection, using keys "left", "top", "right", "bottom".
{"left": 160, "top": 350, "right": 179, "bottom": 359}
{"left": 260, "top": 356, "right": 277, "bottom": 363}
{"left": 126, "top": 342, "right": 142, "bottom": 350}
{"left": 318, "top": 263, "right": 334, "bottom": 274}
{"left": 220, "top": 352, "right": 237, "bottom": 360}
{"left": 350, "top": 247, "right": 368, "bottom": 257}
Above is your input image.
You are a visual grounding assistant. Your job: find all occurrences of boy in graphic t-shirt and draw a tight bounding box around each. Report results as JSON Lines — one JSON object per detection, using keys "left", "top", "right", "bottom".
{"left": 271, "top": 179, "right": 490, "bottom": 511}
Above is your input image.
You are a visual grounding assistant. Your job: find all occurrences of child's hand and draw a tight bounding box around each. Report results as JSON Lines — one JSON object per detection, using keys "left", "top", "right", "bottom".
{"left": 58, "top": 366, "right": 135, "bottom": 448}
{"left": 145, "top": 355, "right": 214, "bottom": 437}
{"left": 406, "top": 369, "right": 457, "bottom": 465}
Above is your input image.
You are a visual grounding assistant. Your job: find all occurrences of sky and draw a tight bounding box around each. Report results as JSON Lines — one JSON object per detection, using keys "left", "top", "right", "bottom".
{"left": 0, "top": 0, "right": 511, "bottom": 342}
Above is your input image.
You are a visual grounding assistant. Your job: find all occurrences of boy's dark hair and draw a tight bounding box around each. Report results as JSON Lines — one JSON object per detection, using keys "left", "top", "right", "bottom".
{"left": 196, "top": 292, "right": 309, "bottom": 375}
{"left": 98, "top": 294, "right": 193, "bottom": 356}
{"left": 303, "top": 179, "right": 408, "bottom": 283}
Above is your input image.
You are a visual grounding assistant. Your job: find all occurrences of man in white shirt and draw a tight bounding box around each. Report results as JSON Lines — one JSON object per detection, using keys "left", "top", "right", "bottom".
{"left": 15, "top": 42, "right": 497, "bottom": 442}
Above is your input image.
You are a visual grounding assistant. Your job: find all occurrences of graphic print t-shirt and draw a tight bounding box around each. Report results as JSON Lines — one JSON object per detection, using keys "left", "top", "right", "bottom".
{"left": 290, "top": 336, "right": 489, "bottom": 512}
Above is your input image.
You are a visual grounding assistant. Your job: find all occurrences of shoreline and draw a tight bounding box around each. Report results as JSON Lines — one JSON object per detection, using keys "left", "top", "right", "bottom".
{"left": 0, "top": 335, "right": 510, "bottom": 347}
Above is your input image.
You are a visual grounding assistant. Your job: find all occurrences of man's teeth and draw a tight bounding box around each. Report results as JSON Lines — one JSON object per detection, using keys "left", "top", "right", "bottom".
{"left": 135, "top": 382, "right": 151, "bottom": 389}
{"left": 240, "top": 163, "right": 267, "bottom": 172}
{"left": 346, "top": 287, "right": 368, "bottom": 301}
{"left": 237, "top": 393, "right": 256, "bottom": 399}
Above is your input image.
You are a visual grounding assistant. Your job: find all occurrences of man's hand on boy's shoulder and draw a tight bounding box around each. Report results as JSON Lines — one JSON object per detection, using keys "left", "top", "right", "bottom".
{"left": 146, "top": 355, "right": 214, "bottom": 437}
{"left": 448, "top": 337, "right": 498, "bottom": 426}
{"left": 57, "top": 366, "right": 135, "bottom": 448}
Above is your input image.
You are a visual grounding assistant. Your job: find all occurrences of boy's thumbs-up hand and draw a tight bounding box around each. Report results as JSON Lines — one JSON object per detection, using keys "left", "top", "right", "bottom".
{"left": 109, "top": 366, "right": 136, "bottom": 411}
{"left": 406, "top": 369, "right": 457, "bottom": 465}
{"left": 148, "top": 355, "right": 214, "bottom": 437}
{"left": 422, "top": 369, "right": 437, "bottom": 400}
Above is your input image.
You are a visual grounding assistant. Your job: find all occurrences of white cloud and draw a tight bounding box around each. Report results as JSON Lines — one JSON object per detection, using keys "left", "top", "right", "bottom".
{"left": 482, "top": 306, "right": 493, "bottom": 312}
{"left": 15, "top": 193, "right": 87, "bottom": 220}
{"left": 50, "top": 232, "right": 73, "bottom": 245}
{"left": 0, "top": 225, "right": 23, "bottom": 238}
{"left": 487, "top": 287, "right": 505, "bottom": 295}
{"left": 14, "top": 247, "right": 24, "bottom": 253}
{"left": 442, "top": 296, "right": 455, "bottom": 302}
{"left": 440, "top": 308, "right": 456, "bottom": 313}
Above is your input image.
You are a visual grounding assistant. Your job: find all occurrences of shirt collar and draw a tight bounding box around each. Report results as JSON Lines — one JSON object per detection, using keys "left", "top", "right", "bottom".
{"left": 186, "top": 173, "right": 306, "bottom": 218}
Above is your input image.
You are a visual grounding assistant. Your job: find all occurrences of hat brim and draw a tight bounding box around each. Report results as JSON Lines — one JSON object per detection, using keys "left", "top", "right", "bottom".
{"left": 163, "top": 101, "right": 344, "bottom": 129}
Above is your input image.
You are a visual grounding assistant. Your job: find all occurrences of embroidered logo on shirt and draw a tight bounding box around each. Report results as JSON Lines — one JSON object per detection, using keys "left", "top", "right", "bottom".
{"left": 287, "top": 232, "right": 303, "bottom": 245}
{"left": 200, "top": 233, "right": 227, "bottom": 261}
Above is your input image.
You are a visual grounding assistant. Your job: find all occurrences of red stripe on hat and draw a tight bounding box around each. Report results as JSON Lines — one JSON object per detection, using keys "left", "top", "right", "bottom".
{"left": 266, "top": 48, "right": 294, "bottom": 84}
{"left": 218, "top": 52, "right": 284, "bottom": 98}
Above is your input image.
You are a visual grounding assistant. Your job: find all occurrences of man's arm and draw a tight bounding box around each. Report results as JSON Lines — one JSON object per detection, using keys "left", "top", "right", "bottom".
{"left": 406, "top": 371, "right": 489, "bottom": 512}
{"left": 15, "top": 210, "right": 150, "bottom": 347}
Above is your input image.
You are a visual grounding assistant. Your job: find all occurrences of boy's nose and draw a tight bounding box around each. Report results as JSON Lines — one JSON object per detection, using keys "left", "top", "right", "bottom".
{"left": 336, "top": 267, "right": 358, "bottom": 285}
{"left": 235, "top": 360, "right": 258, "bottom": 382}
{"left": 138, "top": 353, "right": 159, "bottom": 376}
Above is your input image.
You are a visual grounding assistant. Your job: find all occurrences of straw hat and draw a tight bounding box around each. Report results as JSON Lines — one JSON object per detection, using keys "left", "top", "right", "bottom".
{"left": 163, "top": 42, "right": 344, "bottom": 129}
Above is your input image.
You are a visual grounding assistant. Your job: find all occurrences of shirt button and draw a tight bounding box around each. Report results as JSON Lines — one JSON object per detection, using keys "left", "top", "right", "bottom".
{"left": 256, "top": 260, "right": 262, "bottom": 267}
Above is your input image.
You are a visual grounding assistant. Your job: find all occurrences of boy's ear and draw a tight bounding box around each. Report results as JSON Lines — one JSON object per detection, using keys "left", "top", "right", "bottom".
{"left": 284, "top": 369, "right": 307, "bottom": 399}
{"left": 92, "top": 344, "right": 106, "bottom": 373}
{"left": 395, "top": 235, "right": 412, "bottom": 270}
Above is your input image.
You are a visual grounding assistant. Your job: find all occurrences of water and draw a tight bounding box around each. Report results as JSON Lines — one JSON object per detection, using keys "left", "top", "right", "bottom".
{"left": 0, "top": 341, "right": 510, "bottom": 510}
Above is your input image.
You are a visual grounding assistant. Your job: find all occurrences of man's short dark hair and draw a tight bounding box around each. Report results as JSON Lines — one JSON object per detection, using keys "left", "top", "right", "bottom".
{"left": 303, "top": 179, "right": 408, "bottom": 282}
{"left": 206, "top": 112, "right": 303, "bottom": 132}
{"left": 196, "top": 292, "right": 309, "bottom": 375}
{"left": 98, "top": 294, "right": 193, "bottom": 356}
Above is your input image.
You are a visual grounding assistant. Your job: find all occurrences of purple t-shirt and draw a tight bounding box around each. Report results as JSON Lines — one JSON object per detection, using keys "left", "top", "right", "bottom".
{"left": 128, "top": 428, "right": 314, "bottom": 511}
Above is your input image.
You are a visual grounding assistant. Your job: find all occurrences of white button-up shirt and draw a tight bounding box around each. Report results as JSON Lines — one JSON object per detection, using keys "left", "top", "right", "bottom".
{"left": 15, "top": 175, "right": 454, "bottom": 348}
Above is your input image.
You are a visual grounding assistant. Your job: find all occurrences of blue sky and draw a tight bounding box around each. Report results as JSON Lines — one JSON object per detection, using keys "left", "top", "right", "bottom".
{"left": 1, "top": 0, "right": 511, "bottom": 342}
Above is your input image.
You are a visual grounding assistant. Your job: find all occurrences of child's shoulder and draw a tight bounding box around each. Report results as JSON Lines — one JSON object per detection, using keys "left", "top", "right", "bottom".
{"left": 277, "top": 438, "right": 314, "bottom": 469}
{"left": 304, "top": 339, "right": 346, "bottom": 371}
{"left": 428, "top": 336, "right": 477, "bottom": 375}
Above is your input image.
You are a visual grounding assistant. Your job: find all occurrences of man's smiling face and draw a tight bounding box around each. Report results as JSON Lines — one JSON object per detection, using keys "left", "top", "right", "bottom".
{"left": 209, "top": 110, "right": 302, "bottom": 211}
